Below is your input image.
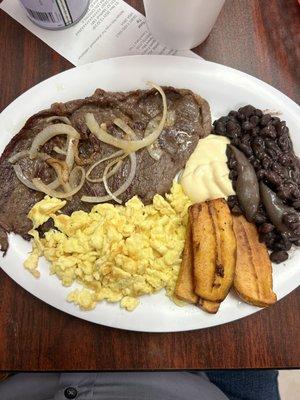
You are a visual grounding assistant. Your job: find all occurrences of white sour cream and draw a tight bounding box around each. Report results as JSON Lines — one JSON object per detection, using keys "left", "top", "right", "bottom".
{"left": 180, "top": 134, "right": 235, "bottom": 203}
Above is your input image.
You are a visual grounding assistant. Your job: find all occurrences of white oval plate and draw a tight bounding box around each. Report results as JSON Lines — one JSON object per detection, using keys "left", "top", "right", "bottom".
{"left": 0, "top": 55, "right": 299, "bottom": 332}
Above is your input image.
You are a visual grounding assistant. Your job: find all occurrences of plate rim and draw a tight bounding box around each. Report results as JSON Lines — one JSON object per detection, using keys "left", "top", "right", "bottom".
{"left": 0, "top": 54, "right": 299, "bottom": 332}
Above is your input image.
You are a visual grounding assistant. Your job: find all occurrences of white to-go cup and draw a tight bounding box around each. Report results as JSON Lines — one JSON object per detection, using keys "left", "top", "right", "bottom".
{"left": 143, "top": 0, "right": 225, "bottom": 50}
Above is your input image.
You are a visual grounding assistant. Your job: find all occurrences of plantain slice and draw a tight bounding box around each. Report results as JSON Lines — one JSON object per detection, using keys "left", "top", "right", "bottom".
{"left": 233, "top": 215, "right": 277, "bottom": 307}
{"left": 188, "top": 204, "right": 220, "bottom": 312}
{"left": 198, "top": 298, "right": 220, "bottom": 314}
{"left": 192, "top": 199, "right": 236, "bottom": 302}
{"left": 175, "top": 216, "right": 220, "bottom": 313}
{"left": 175, "top": 221, "right": 198, "bottom": 304}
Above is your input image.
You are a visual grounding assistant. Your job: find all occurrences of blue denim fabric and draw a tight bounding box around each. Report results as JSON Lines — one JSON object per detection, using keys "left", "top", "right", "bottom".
{"left": 206, "top": 370, "right": 280, "bottom": 400}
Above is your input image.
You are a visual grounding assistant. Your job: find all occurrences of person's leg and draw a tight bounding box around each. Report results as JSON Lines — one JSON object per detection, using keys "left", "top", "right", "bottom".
{"left": 205, "top": 370, "right": 280, "bottom": 400}
{"left": 0, "top": 373, "right": 59, "bottom": 400}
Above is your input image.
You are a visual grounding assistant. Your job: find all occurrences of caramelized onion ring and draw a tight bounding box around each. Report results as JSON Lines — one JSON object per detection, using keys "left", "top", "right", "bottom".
{"left": 33, "top": 166, "right": 85, "bottom": 199}
{"left": 30, "top": 124, "right": 80, "bottom": 159}
{"left": 81, "top": 152, "right": 136, "bottom": 204}
{"left": 86, "top": 150, "right": 124, "bottom": 183}
{"left": 45, "top": 116, "right": 71, "bottom": 125}
{"left": 53, "top": 146, "right": 67, "bottom": 155}
{"left": 85, "top": 83, "right": 167, "bottom": 153}
{"left": 13, "top": 165, "right": 60, "bottom": 191}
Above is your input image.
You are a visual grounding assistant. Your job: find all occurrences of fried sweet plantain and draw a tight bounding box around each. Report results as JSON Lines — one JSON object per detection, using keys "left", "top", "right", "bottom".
{"left": 233, "top": 215, "right": 277, "bottom": 307}
{"left": 192, "top": 199, "right": 236, "bottom": 302}
{"left": 198, "top": 298, "right": 220, "bottom": 314}
{"left": 175, "top": 217, "right": 220, "bottom": 312}
{"left": 175, "top": 222, "right": 198, "bottom": 304}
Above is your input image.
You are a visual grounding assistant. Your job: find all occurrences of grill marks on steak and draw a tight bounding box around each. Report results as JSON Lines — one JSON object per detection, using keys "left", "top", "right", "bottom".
{"left": 0, "top": 87, "right": 211, "bottom": 252}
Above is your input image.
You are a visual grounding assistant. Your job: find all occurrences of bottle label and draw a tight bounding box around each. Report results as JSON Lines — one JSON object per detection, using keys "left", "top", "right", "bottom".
{"left": 19, "top": 0, "right": 90, "bottom": 29}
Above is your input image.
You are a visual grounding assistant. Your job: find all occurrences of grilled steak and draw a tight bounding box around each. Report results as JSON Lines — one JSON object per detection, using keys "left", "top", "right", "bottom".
{"left": 0, "top": 86, "right": 211, "bottom": 252}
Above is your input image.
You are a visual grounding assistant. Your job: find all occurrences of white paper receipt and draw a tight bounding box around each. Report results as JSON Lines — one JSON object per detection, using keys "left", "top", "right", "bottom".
{"left": 1, "top": 0, "right": 200, "bottom": 65}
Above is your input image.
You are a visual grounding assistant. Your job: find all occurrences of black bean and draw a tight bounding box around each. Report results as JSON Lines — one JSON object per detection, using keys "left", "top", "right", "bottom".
{"left": 252, "top": 144, "right": 265, "bottom": 159}
{"left": 261, "top": 125, "right": 277, "bottom": 139}
{"left": 219, "top": 116, "right": 229, "bottom": 124}
{"left": 270, "top": 250, "right": 289, "bottom": 263}
{"left": 280, "top": 153, "right": 291, "bottom": 166}
{"left": 253, "top": 159, "right": 261, "bottom": 170}
{"left": 281, "top": 183, "right": 299, "bottom": 200}
{"left": 289, "top": 169, "right": 297, "bottom": 181}
{"left": 229, "top": 170, "right": 238, "bottom": 180}
{"left": 282, "top": 212, "right": 299, "bottom": 226}
{"left": 264, "top": 138, "right": 276, "bottom": 148}
{"left": 249, "top": 115, "right": 260, "bottom": 126}
{"left": 292, "top": 187, "right": 300, "bottom": 199}
{"left": 283, "top": 233, "right": 293, "bottom": 246}
{"left": 285, "top": 181, "right": 299, "bottom": 197}
{"left": 255, "top": 109, "right": 263, "bottom": 117}
{"left": 262, "top": 156, "right": 272, "bottom": 169}
{"left": 274, "top": 235, "right": 292, "bottom": 251}
{"left": 237, "top": 113, "right": 246, "bottom": 122}
{"left": 260, "top": 114, "right": 272, "bottom": 126}
{"left": 242, "top": 121, "right": 253, "bottom": 131}
{"left": 280, "top": 128, "right": 290, "bottom": 141}
{"left": 231, "top": 138, "right": 240, "bottom": 146}
{"left": 290, "top": 222, "right": 300, "bottom": 232}
{"left": 292, "top": 200, "right": 300, "bottom": 210}
{"left": 280, "top": 121, "right": 289, "bottom": 133}
{"left": 275, "top": 120, "right": 287, "bottom": 133}
{"left": 272, "top": 162, "right": 285, "bottom": 177}
{"left": 238, "top": 105, "right": 256, "bottom": 117}
{"left": 260, "top": 231, "right": 276, "bottom": 247}
{"left": 270, "top": 144, "right": 282, "bottom": 158}
{"left": 228, "top": 115, "right": 237, "bottom": 122}
{"left": 251, "top": 127, "right": 260, "bottom": 135}
{"left": 226, "top": 121, "right": 234, "bottom": 132}
{"left": 227, "top": 195, "right": 238, "bottom": 208}
{"left": 271, "top": 116, "right": 280, "bottom": 125}
{"left": 253, "top": 136, "right": 265, "bottom": 147}
{"left": 264, "top": 171, "right": 282, "bottom": 187}
{"left": 289, "top": 232, "right": 299, "bottom": 242}
{"left": 214, "top": 122, "right": 226, "bottom": 135}
{"left": 259, "top": 223, "right": 275, "bottom": 234}
{"left": 277, "top": 188, "right": 290, "bottom": 201}
{"left": 257, "top": 203, "right": 266, "bottom": 214}
{"left": 239, "top": 143, "right": 253, "bottom": 157}
{"left": 256, "top": 170, "right": 265, "bottom": 180}
{"left": 278, "top": 134, "right": 292, "bottom": 151}
{"left": 229, "top": 110, "right": 239, "bottom": 117}
{"left": 266, "top": 147, "right": 278, "bottom": 160}
{"left": 281, "top": 125, "right": 289, "bottom": 134}
{"left": 254, "top": 213, "right": 268, "bottom": 224}
{"left": 291, "top": 226, "right": 300, "bottom": 237}
{"left": 241, "top": 134, "right": 251, "bottom": 146}
{"left": 227, "top": 120, "right": 240, "bottom": 133}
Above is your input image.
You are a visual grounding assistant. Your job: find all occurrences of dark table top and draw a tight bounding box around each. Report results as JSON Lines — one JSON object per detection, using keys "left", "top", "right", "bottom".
{"left": 0, "top": 0, "right": 299, "bottom": 371}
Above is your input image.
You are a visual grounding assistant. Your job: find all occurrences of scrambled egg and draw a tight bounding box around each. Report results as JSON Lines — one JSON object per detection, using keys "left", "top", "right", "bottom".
{"left": 24, "top": 183, "right": 191, "bottom": 311}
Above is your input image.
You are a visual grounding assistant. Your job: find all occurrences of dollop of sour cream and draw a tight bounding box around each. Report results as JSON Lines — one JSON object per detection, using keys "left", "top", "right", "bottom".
{"left": 180, "top": 134, "right": 235, "bottom": 203}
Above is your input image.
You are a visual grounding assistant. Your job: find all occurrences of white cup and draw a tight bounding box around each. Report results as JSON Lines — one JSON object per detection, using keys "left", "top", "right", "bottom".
{"left": 143, "top": 0, "right": 225, "bottom": 50}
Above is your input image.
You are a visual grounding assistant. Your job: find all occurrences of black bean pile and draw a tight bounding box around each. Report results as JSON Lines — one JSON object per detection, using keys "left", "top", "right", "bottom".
{"left": 213, "top": 105, "right": 300, "bottom": 263}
